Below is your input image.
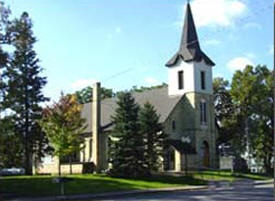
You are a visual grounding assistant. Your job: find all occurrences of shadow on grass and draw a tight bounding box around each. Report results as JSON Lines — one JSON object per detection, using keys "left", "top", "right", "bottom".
{"left": 0, "top": 174, "right": 206, "bottom": 198}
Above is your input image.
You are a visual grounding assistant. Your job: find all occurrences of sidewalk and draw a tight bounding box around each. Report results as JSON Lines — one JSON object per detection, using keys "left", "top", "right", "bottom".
{"left": 7, "top": 185, "right": 208, "bottom": 201}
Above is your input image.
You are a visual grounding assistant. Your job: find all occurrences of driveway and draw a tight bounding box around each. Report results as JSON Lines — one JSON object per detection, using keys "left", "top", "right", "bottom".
{"left": 93, "top": 180, "right": 274, "bottom": 201}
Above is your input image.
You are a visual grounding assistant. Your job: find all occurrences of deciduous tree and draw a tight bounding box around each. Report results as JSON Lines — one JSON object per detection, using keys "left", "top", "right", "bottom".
{"left": 40, "top": 94, "right": 86, "bottom": 175}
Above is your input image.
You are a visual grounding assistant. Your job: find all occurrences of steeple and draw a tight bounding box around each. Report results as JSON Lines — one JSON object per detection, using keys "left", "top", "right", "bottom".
{"left": 166, "top": 2, "right": 215, "bottom": 67}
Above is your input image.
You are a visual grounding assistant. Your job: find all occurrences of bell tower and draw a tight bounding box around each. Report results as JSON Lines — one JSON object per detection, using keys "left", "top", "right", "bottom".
{"left": 166, "top": 2, "right": 215, "bottom": 97}
{"left": 165, "top": 2, "right": 217, "bottom": 168}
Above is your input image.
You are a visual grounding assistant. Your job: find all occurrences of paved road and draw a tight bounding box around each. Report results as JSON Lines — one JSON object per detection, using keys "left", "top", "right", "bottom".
{"left": 93, "top": 180, "right": 274, "bottom": 201}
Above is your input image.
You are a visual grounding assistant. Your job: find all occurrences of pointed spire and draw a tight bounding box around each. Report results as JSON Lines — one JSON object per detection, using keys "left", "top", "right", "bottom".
{"left": 180, "top": 2, "right": 199, "bottom": 50}
{"left": 166, "top": 2, "right": 215, "bottom": 67}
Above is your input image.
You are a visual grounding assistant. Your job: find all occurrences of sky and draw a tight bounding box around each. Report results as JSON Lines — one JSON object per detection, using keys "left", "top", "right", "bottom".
{"left": 4, "top": 0, "right": 274, "bottom": 102}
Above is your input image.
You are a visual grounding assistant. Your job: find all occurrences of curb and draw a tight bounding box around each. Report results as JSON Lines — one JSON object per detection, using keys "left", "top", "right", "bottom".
{"left": 253, "top": 179, "right": 274, "bottom": 185}
{"left": 8, "top": 186, "right": 208, "bottom": 201}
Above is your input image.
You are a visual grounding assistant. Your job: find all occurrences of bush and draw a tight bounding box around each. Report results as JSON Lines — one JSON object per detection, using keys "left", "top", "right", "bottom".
{"left": 82, "top": 162, "right": 95, "bottom": 174}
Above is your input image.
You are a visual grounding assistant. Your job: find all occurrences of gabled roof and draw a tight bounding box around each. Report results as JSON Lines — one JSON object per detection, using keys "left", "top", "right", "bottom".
{"left": 166, "top": 3, "right": 215, "bottom": 67}
{"left": 81, "top": 87, "right": 182, "bottom": 133}
{"left": 166, "top": 139, "right": 197, "bottom": 154}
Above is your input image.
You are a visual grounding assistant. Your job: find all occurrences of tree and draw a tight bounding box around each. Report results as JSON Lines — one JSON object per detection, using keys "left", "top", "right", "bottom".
{"left": 109, "top": 92, "right": 147, "bottom": 177}
{"left": 0, "top": 1, "right": 11, "bottom": 114}
{"left": 3, "top": 12, "right": 49, "bottom": 174}
{"left": 0, "top": 116, "right": 23, "bottom": 168}
{"left": 213, "top": 77, "right": 234, "bottom": 147}
{"left": 249, "top": 66, "right": 273, "bottom": 173}
{"left": 129, "top": 83, "right": 168, "bottom": 93}
{"left": 139, "top": 102, "right": 164, "bottom": 172}
{"left": 75, "top": 86, "right": 114, "bottom": 104}
{"left": 40, "top": 94, "right": 86, "bottom": 175}
{"left": 229, "top": 65, "right": 274, "bottom": 173}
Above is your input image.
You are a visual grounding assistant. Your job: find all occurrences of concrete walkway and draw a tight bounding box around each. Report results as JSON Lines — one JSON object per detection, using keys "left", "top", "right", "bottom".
{"left": 6, "top": 185, "right": 208, "bottom": 201}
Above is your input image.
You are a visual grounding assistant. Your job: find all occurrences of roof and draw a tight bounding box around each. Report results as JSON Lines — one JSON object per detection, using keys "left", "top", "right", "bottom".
{"left": 166, "top": 139, "right": 197, "bottom": 154}
{"left": 166, "top": 3, "right": 215, "bottom": 67}
{"left": 81, "top": 87, "right": 182, "bottom": 133}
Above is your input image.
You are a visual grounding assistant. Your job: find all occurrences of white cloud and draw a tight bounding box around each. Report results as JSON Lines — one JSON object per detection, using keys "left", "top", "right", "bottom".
{"left": 245, "top": 53, "right": 256, "bottom": 59}
{"left": 71, "top": 79, "right": 98, "bottom": 91}
{"left": 227, "top": 57, "right": 254, "bottom": 71}
{"left": 180, "top": 0, "right": 247, "bottom": 28}
{"left": 213, "top": 72, "right": 224, "bottom": 78}
{"left": 204, "top": 39, "right": 221, "bottom": 46}
{"left": 144, "top": 77, "right": 161, "bottom": 86}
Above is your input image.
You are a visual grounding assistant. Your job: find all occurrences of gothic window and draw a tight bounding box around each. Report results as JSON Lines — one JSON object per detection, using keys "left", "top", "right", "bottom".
{"left": 201, "top": 71, "right": 206, "bottom": 90}
{"left": 200, "top": 100, "right": 207, "bottom": 125}
{"left": 178, "top": 70, "right": 184, "bottom": 89}
{"left": 172, "top": 120, "right": 176, "bottom": 131}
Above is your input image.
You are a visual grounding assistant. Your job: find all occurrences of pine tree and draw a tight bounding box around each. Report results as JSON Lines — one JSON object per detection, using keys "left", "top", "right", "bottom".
{"left": 0, "top": 1, "right": 11, "bottom": 113}
{"left": 109, "top": 92, "right": 147, "bottom": 177}
{"left": 4, "top": 12, "right": 49, "bottom": 174}
{"left": 139, "top": 102, "right": 164, "bottom": 172}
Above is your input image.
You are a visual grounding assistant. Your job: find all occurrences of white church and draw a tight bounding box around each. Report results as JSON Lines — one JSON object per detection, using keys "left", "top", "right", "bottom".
{"left": 37, "top": 2, "right": 218, "bottom": 174}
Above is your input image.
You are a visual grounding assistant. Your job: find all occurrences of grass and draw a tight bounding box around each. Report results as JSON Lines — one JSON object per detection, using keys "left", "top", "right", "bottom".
{"left": 0, "top": 174, "right": 205, "bottom": 197}
{"left": 192, "top": 170, "right": 272, "bottom": 181}
{"left": 0, "top": 170, "right": 271, "bottom": 198}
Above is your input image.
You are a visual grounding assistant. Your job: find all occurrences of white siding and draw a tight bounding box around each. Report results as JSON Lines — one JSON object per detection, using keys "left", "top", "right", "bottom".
{"left": 168, "top": 60, "right": 212, "bottom": 96}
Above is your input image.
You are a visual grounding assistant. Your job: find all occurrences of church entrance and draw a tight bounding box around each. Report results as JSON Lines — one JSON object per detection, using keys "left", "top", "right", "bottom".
{"left": 167, "top": 148, "right": 175, "bottom": 171}
{"left": 202, "top": 141, "right": 210, "bottom": 167}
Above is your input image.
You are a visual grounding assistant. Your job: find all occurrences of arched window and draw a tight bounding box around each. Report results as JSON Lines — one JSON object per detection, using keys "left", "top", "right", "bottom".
{"left": 200, "top": 99, "right": 207, "bottom": 125}
{"left": 172, "top": 120, "right": 176, "bottom": 131}
{"left": 200, "top": 71, "right": 206, "bottom": 90}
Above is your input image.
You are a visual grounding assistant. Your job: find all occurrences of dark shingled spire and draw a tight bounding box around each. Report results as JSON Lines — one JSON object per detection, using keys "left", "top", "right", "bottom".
{"left": 166, "top": 2, "right": 215, "bottom": 67}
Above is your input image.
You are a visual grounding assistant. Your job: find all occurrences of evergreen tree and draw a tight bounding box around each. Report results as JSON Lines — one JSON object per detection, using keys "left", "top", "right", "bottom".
{"left": 139, "top": 102, "right": 164, "bottom": 172}
{"left": 4, "top": 12, "right": 49, "bottom": 174}
{"left": 109, "top": 92, "right": 147, "bottom": 177}
{"left": 0, "top": 1, "right": 11, "bottom": 113}
{"left": 0, "top": 2, "right": 22, "bottom": 168}
{"left": 0, "top": 116, "right": 23, "bottom": 168}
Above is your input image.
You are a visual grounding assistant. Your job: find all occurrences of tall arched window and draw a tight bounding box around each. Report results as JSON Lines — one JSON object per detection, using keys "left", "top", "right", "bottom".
{"left": 200, "top": 99, "right": 207, "bottom": 125}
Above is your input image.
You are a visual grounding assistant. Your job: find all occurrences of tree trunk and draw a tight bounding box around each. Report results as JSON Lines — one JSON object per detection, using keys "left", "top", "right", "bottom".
{"left": 264, "top": 156, "right": 272, "bottom": 175}
{"left": 69, "top": 156, "right": 72, "bottom": 175}
{"left": 58, "top": 157, "right": 61, "bottom": 176}
{"left": 24, "top": 66, "right": 31, "bottom": 175}
{"left": 184, "top": 154, "right": 188, "bottom": 176}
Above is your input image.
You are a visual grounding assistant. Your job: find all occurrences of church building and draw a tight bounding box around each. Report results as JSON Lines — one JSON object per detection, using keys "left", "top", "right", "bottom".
{"left": 37, "top": 2, "right": 218, "bottom": 174}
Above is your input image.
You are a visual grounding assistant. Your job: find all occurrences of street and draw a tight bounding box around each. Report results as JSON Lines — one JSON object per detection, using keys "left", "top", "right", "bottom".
{"left": 93, "top": 180, "right": 274, "bottom": 201}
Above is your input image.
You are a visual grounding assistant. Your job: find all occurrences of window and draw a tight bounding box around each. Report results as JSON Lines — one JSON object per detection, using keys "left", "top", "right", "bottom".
{"left": 172, "top": 120, "right": 176, "bottom": 131}
{"left": 60, "top": 151, "right": 80, "bottom": 164}
{"left": 200, "top": 100, "right": 207, "bottom": 125}
{"left": 201, "top": 71, "right": 206, "bottom": 90}
{"left": 178, "top": 71, "right": 184, "bottom": 89}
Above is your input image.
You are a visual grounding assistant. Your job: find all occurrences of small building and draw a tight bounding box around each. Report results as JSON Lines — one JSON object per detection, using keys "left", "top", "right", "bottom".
{"left": 37, "top": 2, "right": 218, "bottom": 174}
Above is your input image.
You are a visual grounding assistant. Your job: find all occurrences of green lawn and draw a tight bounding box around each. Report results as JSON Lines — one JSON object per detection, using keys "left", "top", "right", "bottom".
{"left": 0, "top": 174, "right": 205, "bottom": 197}
{"left": 0, "top": 171, "right": 271, "bottom": 198}
{"left": 192, "top": 170, "right": 272, "bottom": 181}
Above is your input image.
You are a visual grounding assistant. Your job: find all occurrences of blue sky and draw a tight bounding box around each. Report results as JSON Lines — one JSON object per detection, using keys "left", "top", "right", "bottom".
{"left": 5, "top": 0, "right": 273, "bottom": 102}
